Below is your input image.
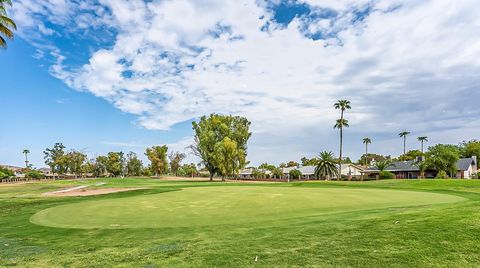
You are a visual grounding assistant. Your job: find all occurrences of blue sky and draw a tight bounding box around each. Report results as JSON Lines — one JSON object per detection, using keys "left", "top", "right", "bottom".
{"left": 1, "top": 0, "right": 480, "bottom": 168}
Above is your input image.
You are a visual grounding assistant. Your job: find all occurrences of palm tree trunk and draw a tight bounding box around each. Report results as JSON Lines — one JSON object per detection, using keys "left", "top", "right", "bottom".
{"left": 365, "top": 143, "right": 368, "bottom": 166}
{"left": 403, "top": 136, "right": 406, "bottom": 155}
{"left": 421, "top": 141, "right": 424, "bottom": 154}
{"left": 339, "top": 110, "right": 343, "bottom": 180}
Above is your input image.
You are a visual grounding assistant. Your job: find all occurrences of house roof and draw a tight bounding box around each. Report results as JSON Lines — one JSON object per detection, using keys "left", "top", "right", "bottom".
{"left": 363, "top": 158, "right": 476, "bottom": 172}
{"left": 457, "top": 158, "right": 475, "bottom": 171}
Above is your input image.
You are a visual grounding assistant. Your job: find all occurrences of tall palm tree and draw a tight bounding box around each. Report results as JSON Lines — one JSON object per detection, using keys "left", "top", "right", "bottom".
{"left": 314, "top": 151, "right": 338, "bottom": 180}
{"left": 22, "top": 149, "right": 30, "bottom": 168}
{"left": 417, "top": 136, "right": 428, "bottom": 153}
{"left": 0, "top": 0, "right": 16, "bottom": 48}
{"left": 398, "top": 131, "right": 410, "bottom": 155}
{"left": 334, "top": 100, "right": 351, "bottom": 179}
{"left": 334, "top": 118, "right": 349, "bottom": 179}
{"left": 362, "top": 137, "right": 371, "bottom": 166}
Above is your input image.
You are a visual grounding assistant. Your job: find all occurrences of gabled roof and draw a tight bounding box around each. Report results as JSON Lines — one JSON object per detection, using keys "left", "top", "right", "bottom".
{"left": 457, "top": 158, "right": 475, "bottom": 171}
{"left": 363, "top": 158, "right": 476, "bottom": 172}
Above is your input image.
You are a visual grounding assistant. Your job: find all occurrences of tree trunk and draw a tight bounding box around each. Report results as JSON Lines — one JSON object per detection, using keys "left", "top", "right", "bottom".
{"left": 339, "top": 110, "right": 343, "bottom": 181}
{"left": 403, "top": 136, "right": 406, "bottom": 155}
{"left": 209, "top": 171, "right": 214, "bottom": 181}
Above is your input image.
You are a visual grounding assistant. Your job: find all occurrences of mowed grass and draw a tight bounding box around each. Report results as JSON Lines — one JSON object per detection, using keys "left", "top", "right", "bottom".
{"left": 31, "top": 186, "right": 464, "bottom": 229}
{"left": 1, "top": 178, "right": 480, "bottom": 267}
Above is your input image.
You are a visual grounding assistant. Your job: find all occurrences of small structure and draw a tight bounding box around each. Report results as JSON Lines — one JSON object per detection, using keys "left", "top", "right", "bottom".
{"left": 281, "top": 164, "right": 365, "bottom": 180}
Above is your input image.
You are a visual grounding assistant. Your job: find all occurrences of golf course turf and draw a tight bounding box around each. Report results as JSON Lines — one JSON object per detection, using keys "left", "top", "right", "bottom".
{"left": 31, "top": 186, "right": 464, "bottom": 229}
{"left": 2, "top": 178, "right": 480, "bottom": 267}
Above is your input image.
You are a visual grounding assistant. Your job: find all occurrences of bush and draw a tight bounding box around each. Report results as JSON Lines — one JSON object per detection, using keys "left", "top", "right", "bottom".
{"left": 436, "top": 170, "right": 448, "bottom": 179}
{"left": 25, "top": 170, "right": 45, "bottom": 179}
{"left": 289, "top": 169, "right": 301, "bottom": 179}
{"left": 0, "top": 167, "right": 14, "bottom": 179}
{"left": 379, "top": 171, "right": 395, "bottom": 180}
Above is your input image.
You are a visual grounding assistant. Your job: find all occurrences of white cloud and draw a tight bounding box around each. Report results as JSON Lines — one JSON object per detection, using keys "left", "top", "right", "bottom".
{"left": 12, "top": 0, "right": 480, "bottom": 164}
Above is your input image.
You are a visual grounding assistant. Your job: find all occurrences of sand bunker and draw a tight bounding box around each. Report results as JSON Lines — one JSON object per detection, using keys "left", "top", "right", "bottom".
{"left": 44, "top": 187, "right": 143, "bottom": 197}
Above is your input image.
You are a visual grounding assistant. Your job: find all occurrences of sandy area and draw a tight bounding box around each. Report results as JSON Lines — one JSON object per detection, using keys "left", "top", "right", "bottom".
{"left": 43, "top": 187, "right": 143, "bottom": 197}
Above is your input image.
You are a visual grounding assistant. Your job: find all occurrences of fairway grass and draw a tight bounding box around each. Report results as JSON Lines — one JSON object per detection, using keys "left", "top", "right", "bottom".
{"left": 31, "top": 186, "right": 465, "bottom": 229}
{"left": 2, "top": 178, "right": 480, "bottom": 267}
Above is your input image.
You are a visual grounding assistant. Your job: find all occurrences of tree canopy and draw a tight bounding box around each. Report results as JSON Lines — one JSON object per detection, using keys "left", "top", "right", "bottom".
{"left": 190, "top": 114, "right": 251, "bottom": 180}
{"left": 145, "top": 145, "right": 169, "bottom": 176}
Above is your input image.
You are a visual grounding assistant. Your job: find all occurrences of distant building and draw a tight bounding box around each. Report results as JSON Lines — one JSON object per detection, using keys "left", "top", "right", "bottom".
{"left": 362, "top": 156, "right": 477, "bottom": 179}
{"left": 282, "top": 164, "right": 364, "bottom": 180}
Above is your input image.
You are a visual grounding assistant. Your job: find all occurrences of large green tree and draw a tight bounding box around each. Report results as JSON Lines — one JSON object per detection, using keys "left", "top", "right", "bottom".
{"left": 106, "top": 152, "right": 125, "bottom": 177}
{"left": 65, "top": 150, "right": 87, "bottom": 178}
{"left": 397, "top": 150, "right": 423, "bottom": 161}
{"left": 126, "top": 152, "right": 143, "bottom": 176}
{"left": 460, "top": 140, "right": 480, "bottom": 158}
{"left": 425, "top": 144, "right": 460, "bottom": 177}
{"left": 145, "top": 145, "right": 169, "bottom": 176}
{"left": 0, "top": 0, "right": 16, "bottom": 49}
{"left": 93, "top": 156, "right": 108, "bottom": 177}
{"left": 44, "top": 143, "right": 67, "bottom": 176}
{"left": 300, "top": 157, "right": 318, "bottom": 166}
{"left": 190, "top": 114, "right": 251, "bottom": 180}
{"left": 169, "top": 151, "right": 186, "bottom": 176}
{"left": 314, "top": 151, "right": 338, "bottom": 180}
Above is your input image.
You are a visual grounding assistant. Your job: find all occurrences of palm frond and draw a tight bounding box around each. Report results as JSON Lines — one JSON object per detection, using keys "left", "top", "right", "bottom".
{"left": 0, "top": 24, "right": 14, "bottom": 39}
{"left": 0, "top": 15, "right": 16, "bottom": 29}
{"left": 0, "top": 35, "right": 6, "bottom": 48}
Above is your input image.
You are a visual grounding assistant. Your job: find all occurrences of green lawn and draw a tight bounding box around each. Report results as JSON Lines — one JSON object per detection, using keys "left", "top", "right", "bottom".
{"left": 1, "top": 178, "right": 480, "bottom": 267}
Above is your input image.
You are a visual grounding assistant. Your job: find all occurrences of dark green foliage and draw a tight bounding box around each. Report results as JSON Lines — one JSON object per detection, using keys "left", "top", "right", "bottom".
{"left": 0, "top": 166, "right": 14, "bottom": 178}
{"left": 177, "top": 163, "right": 197, "bottom": 177}
{"left": 397, "top": 150, "right": 423, "bottom": 161}
{"left": 25, "top": 170, "right": 45, "bottom": 179}
{"left": 300, "top": 157, "right": 319, "bottom": 166}
{"left": 106, "top": 152, "right": 126, "bottom": 177}
{"left": 379, "top": 171, "right": 395, "bottom": 180}
{"left": 425, "top": 144, "right": 460, "bottom": 176}
{"left": 435, "top": 170, "right": 449, "bottom": 179}
{"left": 460, "top": 140, "right": 480, "bottom": 158}
{"left": 314, "top": 151, "right": 338, "bottom": 180}
{"left": 289, "top": 169, "right": 301, "bottom": 179}
{"left": 357, "top": 153, "right": 390, "bottom": 166}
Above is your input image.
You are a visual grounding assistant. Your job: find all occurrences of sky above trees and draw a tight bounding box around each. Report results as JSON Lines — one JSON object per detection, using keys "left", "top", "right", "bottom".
{"left": 1, "top": 0, "right": 480, "bottom": 167}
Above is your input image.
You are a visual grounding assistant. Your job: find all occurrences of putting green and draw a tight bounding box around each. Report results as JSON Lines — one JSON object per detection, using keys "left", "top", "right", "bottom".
{"left": 31, "top": 186, "right": 464, "bottom": 229}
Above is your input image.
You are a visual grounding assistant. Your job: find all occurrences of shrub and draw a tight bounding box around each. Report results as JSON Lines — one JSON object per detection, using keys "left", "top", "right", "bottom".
{"left": 289, "top": 169, "right": 301, "bottom": 179}
{"left": 435, "top": 170, "right": 448, "bottom": 179}
{"left": 25, "top": 170, "right": 45, "bottom": 179}
{"left": 379, "top": 171, "right": 395, "bottom": 180}
{"left": 0, "top": 167, "right": 14, "bottom": 179}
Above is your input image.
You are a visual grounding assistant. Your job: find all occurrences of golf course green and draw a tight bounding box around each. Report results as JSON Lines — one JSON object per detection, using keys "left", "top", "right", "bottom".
{"left": 31, "top": 186, "right": 464, "bottom": 229}
{"left": 3, "top": 178, "right": 480, "bottom": 267}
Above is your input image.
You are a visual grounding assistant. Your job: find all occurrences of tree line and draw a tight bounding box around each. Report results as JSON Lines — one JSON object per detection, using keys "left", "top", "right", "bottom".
{"left": 41, "top": 143, "right": 197, "bottom": 178}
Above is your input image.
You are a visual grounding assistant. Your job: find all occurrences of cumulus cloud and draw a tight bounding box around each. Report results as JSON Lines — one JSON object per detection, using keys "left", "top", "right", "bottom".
{"left": 12, "top": 0, "right": 480, "bottom": 164}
